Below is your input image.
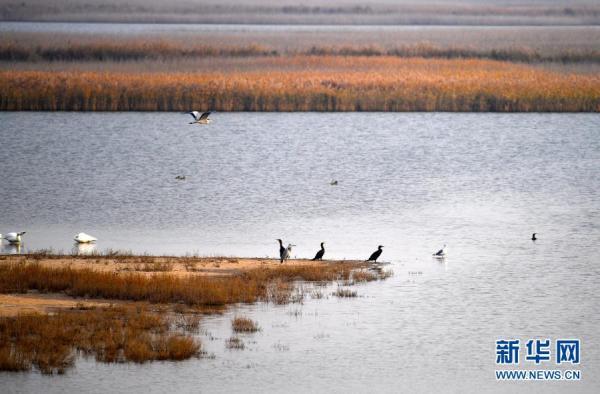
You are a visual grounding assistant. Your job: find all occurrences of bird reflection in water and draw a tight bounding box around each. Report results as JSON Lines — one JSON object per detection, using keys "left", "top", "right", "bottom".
{"left": 73, "top": 242, "right": 97, "bottom": 256}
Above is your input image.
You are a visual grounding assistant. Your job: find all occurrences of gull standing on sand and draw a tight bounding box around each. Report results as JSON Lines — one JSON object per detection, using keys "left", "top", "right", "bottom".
{"left": 74, "top": 232, "right": 98, "bottom": 244}
{"left": 367, "top": 245, "right": 383, "bottom": 262}
{"left": 188, "top": 111, "right": 212, "bottom": 124}
{"left": 4, "top": 232, "right": 26, "bottom": 244}
{"left": 312, "top": 242, "right": 325, "bottom": 260}
{"left": 286, "top": 243, "right": 296, "bottom": 259}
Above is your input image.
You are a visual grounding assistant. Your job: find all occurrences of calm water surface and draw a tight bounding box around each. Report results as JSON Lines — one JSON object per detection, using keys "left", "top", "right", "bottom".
{"left": 1, "top": 21, "right": 597, "bottom": 35}
{"left": 0, "top": 113, "right": 599, "bottom": 393}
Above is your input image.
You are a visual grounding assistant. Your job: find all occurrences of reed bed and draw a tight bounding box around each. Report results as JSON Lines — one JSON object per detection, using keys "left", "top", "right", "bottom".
{"left": 2, "top": 41, "right": 599, "bottom": 63}
{"left": 0, "top": 262, "right": 368, "bottom": 306}
{"left": 2, "top": 57, "right": 598, "bottom": 112}
{"left": 0, "top": 306, "right": 200, "bottom": 374}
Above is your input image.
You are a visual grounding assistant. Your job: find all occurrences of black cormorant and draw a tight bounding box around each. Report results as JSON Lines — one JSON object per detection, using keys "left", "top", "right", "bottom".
{"left": 367, "top": 245, "right": 384, "bottom": 262}
{"left": 312, "top": 242, "right": 325, "bottom": 261}
{"left": 532, "top": 233, "right": 537, "bottom": 241}
{"left": 277, "top": 239, "right": 287, "bottom": 263}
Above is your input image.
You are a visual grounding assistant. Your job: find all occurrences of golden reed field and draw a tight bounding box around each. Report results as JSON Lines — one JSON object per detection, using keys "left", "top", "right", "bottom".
{"left": 2, "top": 57, "right": 599, "bottom": 112}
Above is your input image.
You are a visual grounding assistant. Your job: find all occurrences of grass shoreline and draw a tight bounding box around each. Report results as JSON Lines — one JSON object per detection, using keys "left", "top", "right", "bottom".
{"left": 0, "top": 255, "right": 391, "bottom": 373}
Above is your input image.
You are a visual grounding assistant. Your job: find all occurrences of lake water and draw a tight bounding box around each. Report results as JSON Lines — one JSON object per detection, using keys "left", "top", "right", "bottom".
{"left": 1, "top": 21, "right": 597, "bottom": 36}
{"left": 1, "top": 112, "right": 599, "bottom": 392}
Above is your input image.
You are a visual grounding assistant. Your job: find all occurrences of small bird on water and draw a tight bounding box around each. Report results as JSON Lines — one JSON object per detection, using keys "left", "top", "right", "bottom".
{"left": 188, "top": 111, "right": 212, "bottom": 124}
{"left": 312, "top": 242, "right": 325, "bottom": 261}
{"left": 367, "top": 245, "right": 384, "bottom": 262}
{"left": 433, "top": 244, "right": 447, "bottom": 257}
{"left": 4, "top": 232, "right": 26, "bottom": 244}
{"left": 532, "top": 233, "right": 537, "bottom": 241}
{"left": 175, "top": 175, "right": 186, "bottom": 180}
{"left": 330, "top": 180, "right": 338, "bottom": 186}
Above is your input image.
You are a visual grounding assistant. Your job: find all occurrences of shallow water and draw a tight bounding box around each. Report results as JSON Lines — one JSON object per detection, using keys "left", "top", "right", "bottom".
{"left": 1, "top": 112, "right": 599, "bottom": 392}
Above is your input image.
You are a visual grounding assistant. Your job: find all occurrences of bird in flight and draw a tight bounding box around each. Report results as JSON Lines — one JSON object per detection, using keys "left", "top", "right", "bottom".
{"left": 188, "top": 111, "right": 212, "bottom": 124}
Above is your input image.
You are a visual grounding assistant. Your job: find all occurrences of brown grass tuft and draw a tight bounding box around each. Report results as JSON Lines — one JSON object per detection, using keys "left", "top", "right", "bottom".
{"left": 334, "top": 288, "right": 358, "bottom": 298}
{"left": 225, "top": 336, "right": 245, "bottom": 350}
{"left": 232, "top": 317, "right": 259, "bottom": 333}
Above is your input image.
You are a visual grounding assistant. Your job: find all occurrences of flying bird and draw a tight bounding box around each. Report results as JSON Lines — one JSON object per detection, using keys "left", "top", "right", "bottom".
{"left": 188, "top": 111, "right": 212, "bottom": 124}
{"left": 433, "top": 244, "right": 447, "bottom": 257}
{"left": 367, "top": 245, "right": 383, "bottom": 262}
{"left": 531, "top": 233, "right": 537, "bottom": 241}
{"left": 4, "top": 232, "right": 26, "bottom": 244}
{"left": 74, "top": 232, "right": 97, "bottom": 244}
{"left": 312, "top": 242, "right": 325, "bottom": 261}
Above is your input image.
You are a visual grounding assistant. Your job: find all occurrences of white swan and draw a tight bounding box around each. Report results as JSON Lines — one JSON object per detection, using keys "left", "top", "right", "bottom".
{"left": 4, "top": 232, "right": 26, "bottom": 244}
{"left": 74, "top": 232, "right": 97, "bottom": 243}
{"left": 188, "top": 111, "right": 212, "bottom": 124}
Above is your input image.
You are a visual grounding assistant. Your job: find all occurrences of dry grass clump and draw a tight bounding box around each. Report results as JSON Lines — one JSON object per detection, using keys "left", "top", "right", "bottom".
{"left": 2, "top": 58, "right": 598, "bottom": 112}
{"left": 352, "top": 270, "right": 378, "bottom": 282}
{"left": 225, "top": 337, "right": 245, "bottom": 350}
{"left": 0, "top": 306, "right": 200, "bottom": 374}
{"left": 231, "top": 317, "right": 259, "bottom": 333}
{"left": 334, "top": 288, "right": 358, "bottom": 298}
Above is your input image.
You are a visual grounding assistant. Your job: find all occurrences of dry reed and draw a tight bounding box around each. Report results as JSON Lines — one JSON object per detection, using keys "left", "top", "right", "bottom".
{"left": 0, "top": 306, "right": 200, "bottom": 374}
{"left": 2, "top": 57, "right": 598, "bottom": 112}
{"left": 0, "top": 261, "right": 364, "bottom": 306}
{"left": 231, "top": 317, "right": 259, "bottom": 333}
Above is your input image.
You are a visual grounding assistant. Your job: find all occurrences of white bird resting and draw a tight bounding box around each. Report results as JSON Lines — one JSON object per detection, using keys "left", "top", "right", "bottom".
{"left": 4, "top": 232, "right": 26, "bottom": 244}
{"left": 74, "top": 232, "right": 98, "bottom": 243}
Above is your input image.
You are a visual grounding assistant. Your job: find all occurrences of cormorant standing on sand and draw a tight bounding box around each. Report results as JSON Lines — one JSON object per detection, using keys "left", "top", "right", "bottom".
{"left": 277, "top": 239, "right": 287, "bottom": 263}
{"left": 367, "top": 245, "right": 384, "bottom": 262}
{"left": 312, "top": 242, "right": 325, "bottom": 261}
{"left": 531, "top": 233, "right": 537, "bottom": 241}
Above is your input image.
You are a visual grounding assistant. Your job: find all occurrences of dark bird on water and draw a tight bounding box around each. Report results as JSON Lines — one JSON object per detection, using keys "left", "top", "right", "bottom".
{"left": 277, "top": 239, "right": 287, "bottom": 263}
{"left": 532, "top": 233, "right": 537, "bottom": 241}
{"left": 367, "top": 245, "right": 384, "bottom": 262}
{"left": 312, "top": 242, "right": 325, "bottom": 261}
{"left": 433, "top": 244, "right": 447, "bottom": 257}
